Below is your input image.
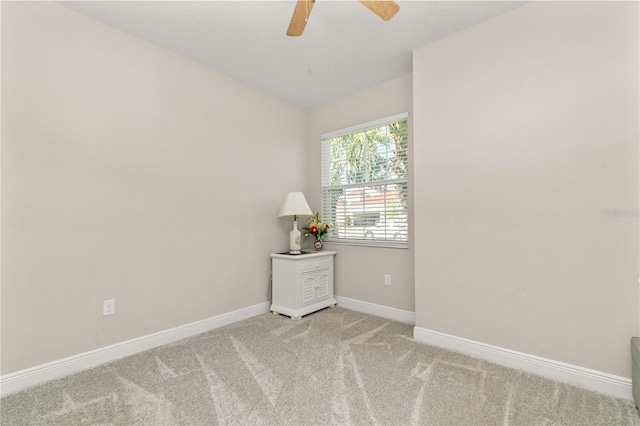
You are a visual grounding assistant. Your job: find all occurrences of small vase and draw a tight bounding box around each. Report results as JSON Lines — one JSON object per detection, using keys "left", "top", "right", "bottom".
{"left": 314, "top": 240, "right": 323, "bottom": 251}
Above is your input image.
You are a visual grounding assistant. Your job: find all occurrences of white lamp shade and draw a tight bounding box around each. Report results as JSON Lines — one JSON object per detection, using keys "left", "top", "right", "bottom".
{"left": 278, "top": 192, "right": 313, "bottom": 218}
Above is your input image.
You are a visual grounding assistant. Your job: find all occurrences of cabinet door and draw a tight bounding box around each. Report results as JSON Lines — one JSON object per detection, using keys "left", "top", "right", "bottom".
{"left": 316, "top": 272, "right": 330, "bottom": 298}
{"left": 301, "top": 275, "right": 316, "bottom": 305}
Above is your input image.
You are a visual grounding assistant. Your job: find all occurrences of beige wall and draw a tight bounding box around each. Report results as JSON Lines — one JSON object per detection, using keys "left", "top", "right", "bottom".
{"left": 307, "top": 74, "right": 414, "bottom": 313}
{"left": 1, "top": 2, "right": 307, "bottom": 374}
{"left": 414, "top": 1, "right": 639, "bottom": 377}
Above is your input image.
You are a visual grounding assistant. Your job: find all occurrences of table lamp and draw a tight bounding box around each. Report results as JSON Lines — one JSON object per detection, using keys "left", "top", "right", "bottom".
{"left": 278, "top": 192, "right": 312, "bottom": 254}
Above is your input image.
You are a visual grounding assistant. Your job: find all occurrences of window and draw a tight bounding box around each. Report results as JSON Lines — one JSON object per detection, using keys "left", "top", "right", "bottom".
{"left": 321, "top": 113, "right": 409, "bottom": 248}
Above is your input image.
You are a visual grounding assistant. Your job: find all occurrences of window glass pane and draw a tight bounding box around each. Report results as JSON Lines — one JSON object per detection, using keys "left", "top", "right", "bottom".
{"left": 321, "top": 114, "right": 408, "bottom": 247}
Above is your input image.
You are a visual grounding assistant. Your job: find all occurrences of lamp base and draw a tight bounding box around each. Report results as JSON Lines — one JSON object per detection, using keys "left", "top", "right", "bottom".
{"left": 289, "top": 220, "right": 302, "bottom": 254}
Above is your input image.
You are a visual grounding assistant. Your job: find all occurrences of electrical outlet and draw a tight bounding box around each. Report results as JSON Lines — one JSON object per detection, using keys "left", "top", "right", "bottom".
{"left": 103, "top": 299, "right": 115, "bottom": 316}
{"left": 384, "top": 274, "right": 391, "bottom": 286}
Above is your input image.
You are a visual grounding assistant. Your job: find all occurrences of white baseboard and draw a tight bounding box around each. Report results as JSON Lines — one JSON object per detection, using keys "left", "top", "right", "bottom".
{"left": 336, "top": 295, "right": 415, "bottom": 324}
{"left": 413, "top": 326, "right": 632, "bottom": 400}
{"left": 0, "top": 302, "right": 271, "bottom": 397}
{"left": 8, "top": 303, "right": 627, "bottom": 401}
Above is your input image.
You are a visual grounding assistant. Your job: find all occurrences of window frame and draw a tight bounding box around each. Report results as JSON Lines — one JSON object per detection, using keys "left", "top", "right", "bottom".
{"left": 320, "top": 112, "right": 409, "bottom": 249}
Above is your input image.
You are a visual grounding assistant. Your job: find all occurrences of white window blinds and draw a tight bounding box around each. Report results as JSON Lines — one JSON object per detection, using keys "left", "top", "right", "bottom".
{"left": 321, "top": 113, "right": 409, "bottom": 247}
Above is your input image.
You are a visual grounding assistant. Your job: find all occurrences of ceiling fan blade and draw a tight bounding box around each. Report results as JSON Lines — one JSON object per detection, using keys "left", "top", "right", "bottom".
{"left": 287, "top": 0, "right": 316, "bottom": 37}
{"left": 359, "top": 1, "right": 399, "bottom": 21}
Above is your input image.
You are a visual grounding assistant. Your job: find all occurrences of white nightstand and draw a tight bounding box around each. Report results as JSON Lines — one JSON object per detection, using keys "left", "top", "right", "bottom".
{"left": 270, "top": 251, "right": 337, "bottom": 320}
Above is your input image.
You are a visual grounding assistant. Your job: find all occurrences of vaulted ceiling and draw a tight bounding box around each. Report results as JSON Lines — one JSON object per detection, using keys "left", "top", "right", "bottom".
{"left": 58, "top": 1, "right": 526, "bottom": 108}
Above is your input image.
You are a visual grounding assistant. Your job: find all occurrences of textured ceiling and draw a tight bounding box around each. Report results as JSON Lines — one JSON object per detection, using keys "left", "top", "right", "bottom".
{"left": 58, "top": 1, "right": 526, "bottom": 108}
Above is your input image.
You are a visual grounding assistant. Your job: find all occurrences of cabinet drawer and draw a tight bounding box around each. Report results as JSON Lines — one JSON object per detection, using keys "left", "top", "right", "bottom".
{"left": 300, "top": 259, "right": 331, "bottom": 272}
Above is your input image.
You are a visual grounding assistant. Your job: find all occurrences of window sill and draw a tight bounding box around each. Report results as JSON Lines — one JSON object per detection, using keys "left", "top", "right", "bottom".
{"left": 322, "top": 240, "right": 408, "bottom": 249}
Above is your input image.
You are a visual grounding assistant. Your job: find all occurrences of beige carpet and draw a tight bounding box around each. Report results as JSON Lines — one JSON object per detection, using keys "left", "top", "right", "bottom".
{"left": 2, "top": 307, "right": 639, "bottom": 425}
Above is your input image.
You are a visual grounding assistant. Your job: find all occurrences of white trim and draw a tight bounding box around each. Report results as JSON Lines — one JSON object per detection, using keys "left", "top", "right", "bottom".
{"left": 0, "top": 302, "right": 270, "bottom": 397}
{"left": 323, "top": 239, "right": 409, "bottom": 249}
{"left": 320, "top": 112, "right": 409, "bottom": 139}
{"left": 335, "top": 295, "right": 415, "bottom": 324}
{"left": 413, "top": 326, "right": 632, "bottom": 400}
